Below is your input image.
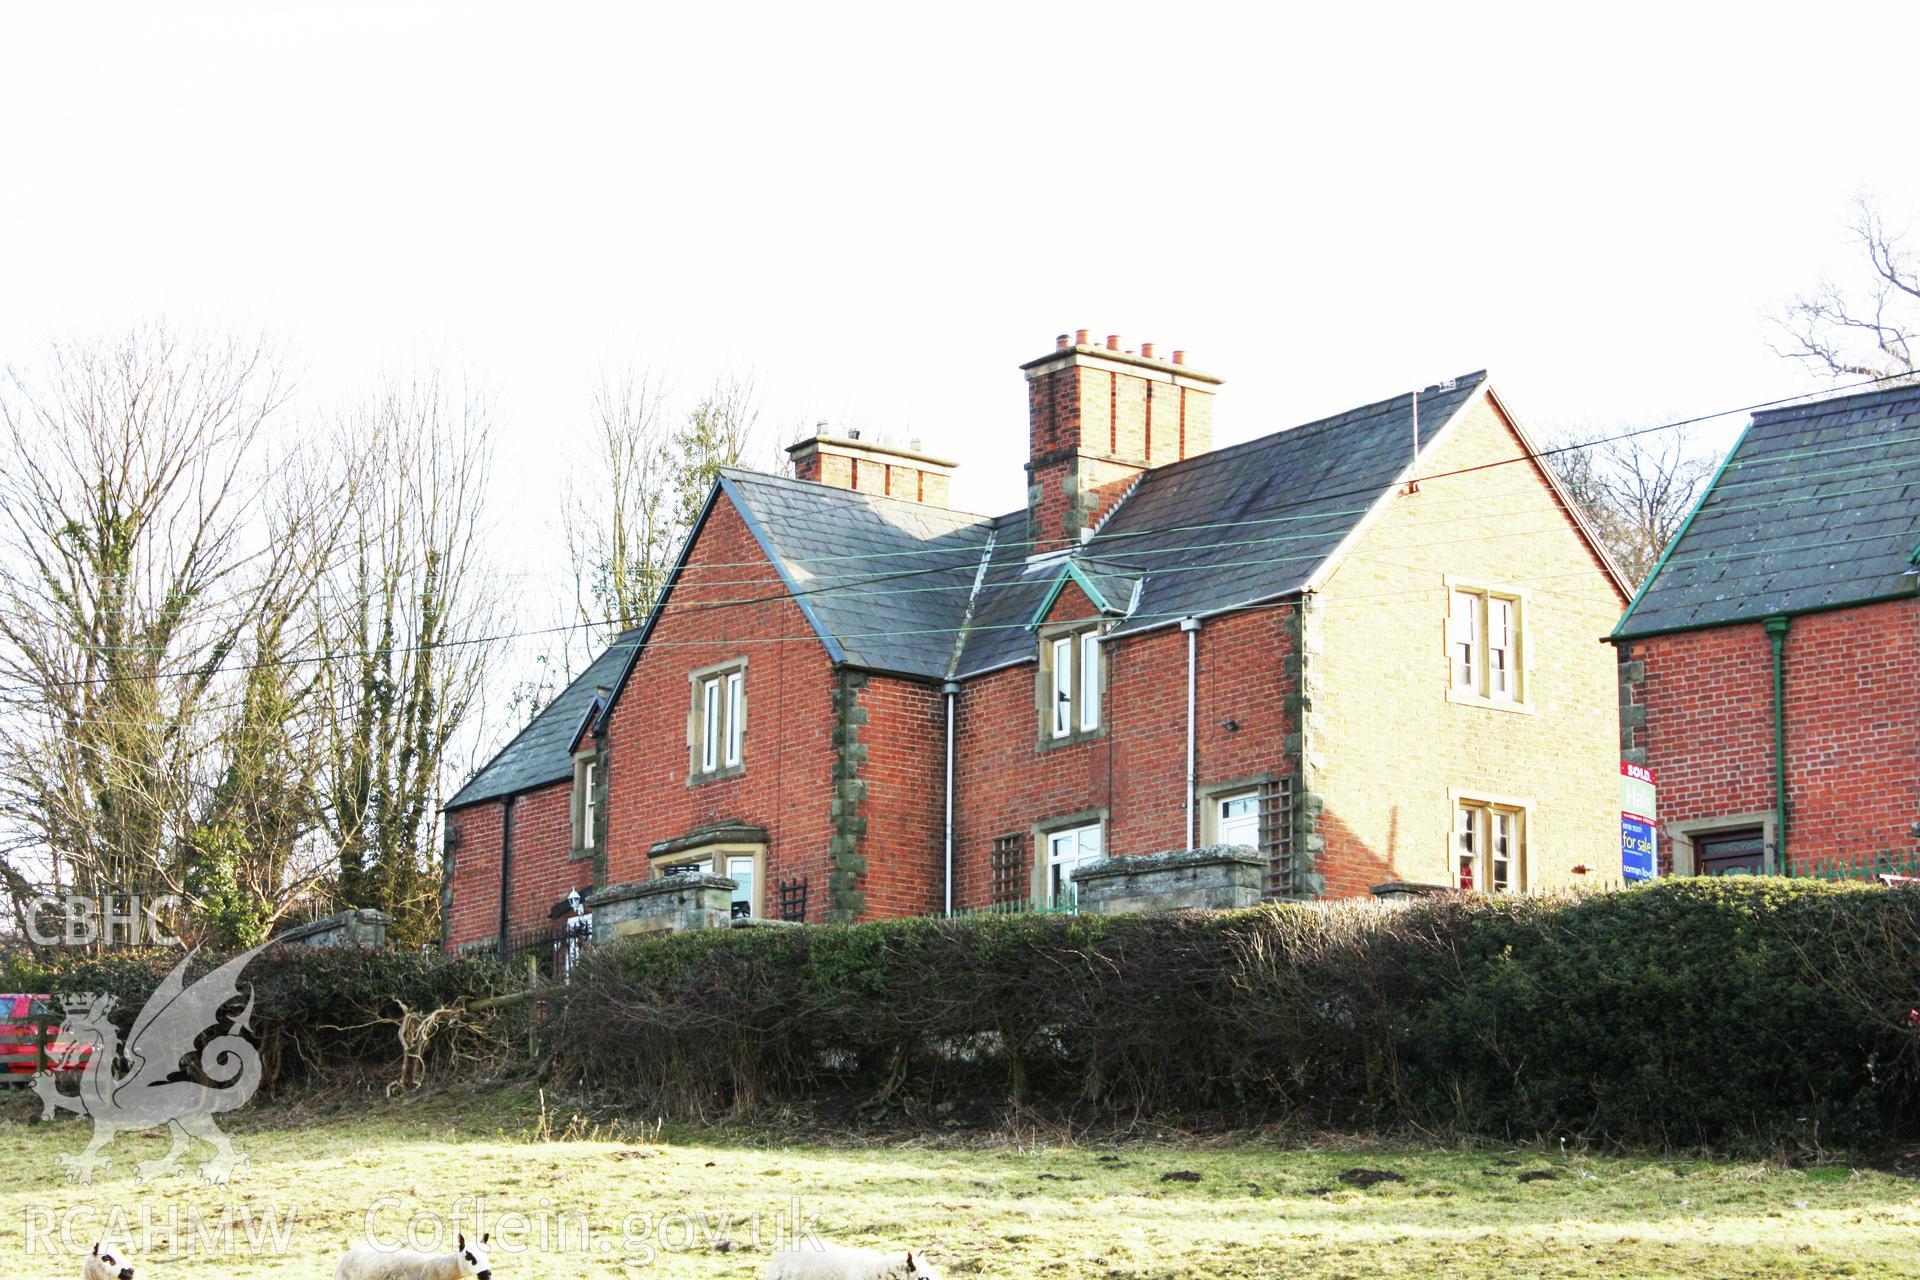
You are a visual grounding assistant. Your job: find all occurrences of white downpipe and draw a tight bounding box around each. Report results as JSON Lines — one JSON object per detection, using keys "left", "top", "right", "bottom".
{"left": 1180, "top": 617, "right": 1202, "bottom": 848}
{"left": 943, "top": 680, "right": 959, "bottom": 916}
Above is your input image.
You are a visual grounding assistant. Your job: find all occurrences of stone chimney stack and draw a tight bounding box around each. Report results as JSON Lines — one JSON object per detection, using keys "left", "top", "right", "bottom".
{"left": 1021, "top": 332, "right": 1222, "bottom": 549}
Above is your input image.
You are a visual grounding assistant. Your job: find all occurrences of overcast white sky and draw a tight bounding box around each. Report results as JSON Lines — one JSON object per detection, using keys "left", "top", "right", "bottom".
{"left": 4, "top": 2, "right": 1916, "bottom": 616}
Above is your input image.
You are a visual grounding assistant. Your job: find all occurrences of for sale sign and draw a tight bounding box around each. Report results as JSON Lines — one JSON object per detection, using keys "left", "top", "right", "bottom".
{"left": 1621, "top": 815, "right": 1657, "bottom": 881}
{"left": 1620, "top": 761, "right": 1657, "bottom": 881}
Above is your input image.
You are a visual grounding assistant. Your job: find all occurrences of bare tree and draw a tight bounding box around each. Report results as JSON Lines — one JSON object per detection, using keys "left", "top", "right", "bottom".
{"left": 315, "top": 374, "right": 498, "bottom": 947}
{"left": 186, "top": 445, "right": 358, "bottom": 945}
{"left": 1775, "top": 194, "right": 1920, "bottom": 382}
{"left": 672, "top": 371, "right": 761, "bottom": 531}
{"left": 1541, "top": 428, "right": 1715, "bottom": 588}
{"left": 561, "top": 366, "right": 677, "bottom": 657}
{"left": 553, "top": 368, "right": 761, "bottom": 678}
{"left": 0, "top": 327, "right": 346, "bottom": 946}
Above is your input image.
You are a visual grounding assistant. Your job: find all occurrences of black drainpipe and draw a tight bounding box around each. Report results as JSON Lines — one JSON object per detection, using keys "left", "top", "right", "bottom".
{"left": 1763, "top": 615, "right": 1790, "bottom": 877}
{"left": 497, "top": 796, "right": 516, "bottom": 958}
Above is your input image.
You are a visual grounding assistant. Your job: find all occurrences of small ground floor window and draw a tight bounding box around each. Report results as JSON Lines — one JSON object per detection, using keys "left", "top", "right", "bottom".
{"left": 1693, "top": 826, "right": 1765, "bottom": 877}
{"left": 1455, "top": 799, "right": 1524, "bottom": 893}
{"left": 1215, "top": 791, "right": 1261, "bottom": 848}
{"left": 1044, "top": 822, "right": 1103, "bottom": 908}
{"left": 654, "top": 848, "right": 764, "bottom": 918}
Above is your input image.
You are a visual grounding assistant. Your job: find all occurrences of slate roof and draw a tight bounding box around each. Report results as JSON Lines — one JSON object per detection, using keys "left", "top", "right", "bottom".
{"left": 719, "top": 470, "right": 996, "bottom": 675}
{"left": 1612, "top": 381, "right": 1920, "bottom": 639}
{"left": 717, "top": 372, "right": 1489, "bottom": 678}
{"left": 1075, "top": 373, "right": 1485, "bottom": 639}
{"left": 454, "top": 371, "right": 1506, "bottom": 804}
{"left": 444, "top": 628, "right": 638, "bottom": 810}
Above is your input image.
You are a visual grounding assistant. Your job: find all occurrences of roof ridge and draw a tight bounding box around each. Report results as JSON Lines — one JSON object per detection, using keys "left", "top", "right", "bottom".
{"left": 1113, "top": 370, "right": 1488, "bottom": 484}
{"left": 719, "top": 464, "right": 1001, "bottom": 523}
{"left": 1750, "top": 378, "right": 1920, "bottom": 424}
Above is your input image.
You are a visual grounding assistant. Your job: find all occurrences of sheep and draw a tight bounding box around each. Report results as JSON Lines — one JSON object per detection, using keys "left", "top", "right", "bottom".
{"left": 765, "top": 1243, "right": 938, "bottom": 1279}
{"left": 334, "top": 1232, "right": 492, "bottom": 1280}
{"left": 82, "top": 1241, "right": 134, "bottom": 1280}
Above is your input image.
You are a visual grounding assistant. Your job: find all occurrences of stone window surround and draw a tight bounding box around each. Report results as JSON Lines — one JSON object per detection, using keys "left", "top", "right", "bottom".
{"left": 649, "top": 838, "right": 767, "bottom": 919}
{"left": 1034, "top": 622, "right": 1107, "bottom": 750}
{"left": 1028, "top": 807, "right": 1108, "bottom": 905}
{"left": 1448, "top": 786, "right": 1533, "bottom": 892}
{"left": 1443, "top": 575, "right": 1533, "bottom": 715}
{"left": 687, "top": 656, "right": 748, "bottom": 784}
{"left": 1198, "top": 772, "right": 1279, "bottom": 847}
{"left": 1662, "top": 812, "right": 1777, "bottom": 878}
{"left": 569, "top": 748, "right": 599, "bottom": 860}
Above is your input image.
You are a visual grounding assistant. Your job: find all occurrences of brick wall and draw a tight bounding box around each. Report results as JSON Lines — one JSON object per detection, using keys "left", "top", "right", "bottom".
{"left": 444, "top": 800, "right": 502, "bottom": 947}
{"left": 949, "top": 580, "right": 1297, "bottom": 910}
{"left": 599, "top": 498, "right": 842, "bottom": 918}
{"left": 505, "top": 780, "right": 580, "bottom": 929}
{"left": 1619, "top": 621, "right": 1773, "bottom": 873}
{"left": 443, "top": 778, "right": 583, "bottom": 948}
{"left": 447, "top": 497, "right": 956, "bottom": 936}
{"left": 1312, "top": 392, "right": 1628, "bottom": 894}
{"left": 1622, "top": 596, "right": 1920, "bottom": 872}
{"left": 855, "top": 675, "right": 948, "bottom": 917}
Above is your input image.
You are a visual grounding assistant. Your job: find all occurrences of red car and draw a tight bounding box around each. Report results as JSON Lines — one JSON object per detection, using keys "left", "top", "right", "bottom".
{"left": 0, "top": 994, "right": 91, "bottom": 1082}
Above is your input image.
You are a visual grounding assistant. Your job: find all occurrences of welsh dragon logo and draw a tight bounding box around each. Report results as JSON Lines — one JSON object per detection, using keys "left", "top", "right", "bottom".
{"left": 33, "top": 944, "right": 267, "bottom": 1184}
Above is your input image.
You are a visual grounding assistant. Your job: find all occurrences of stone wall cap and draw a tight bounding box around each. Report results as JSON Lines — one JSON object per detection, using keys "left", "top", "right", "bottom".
{"left": 785, "top": 434, "right": 959, "bottom": 471}
{"left": 587, "top": 875, "right": 739, "bottom": 905}
{"left": 272, "top": 908, "right": 391, "bottom": 945}
{"left": 1070, "top": 845, "right": 1263, "bottom": 884}
{"left": 1369, "top": 881, "right": 1455, "bottom": 897}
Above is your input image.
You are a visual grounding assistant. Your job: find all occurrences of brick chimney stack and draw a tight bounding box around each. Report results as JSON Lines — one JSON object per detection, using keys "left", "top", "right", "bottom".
{"left": 787, "top": 426, "right": 958, "bottom": 507}
{"left": 1021, "top": 332, "right": 1222, "bottom": 548}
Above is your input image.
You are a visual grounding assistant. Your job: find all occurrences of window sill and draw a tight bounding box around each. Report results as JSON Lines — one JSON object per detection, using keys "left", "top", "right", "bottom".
{"left": 687, "top": 764, "right": 746, "bottom": 787}
{"left": 569, "top": 843, "right": 598, "bottom": 863}
{"left": 1445, "top": 689, "right": 1533, "bottom": 715}
{"left": 1036, "top": 726, "right": 1106, "bottom": 753}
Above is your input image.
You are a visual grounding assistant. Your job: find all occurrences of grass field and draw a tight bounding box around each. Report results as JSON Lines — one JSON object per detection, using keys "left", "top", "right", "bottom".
{"left": 1, "top": 1084, "right": 1916, "bottom": 1279}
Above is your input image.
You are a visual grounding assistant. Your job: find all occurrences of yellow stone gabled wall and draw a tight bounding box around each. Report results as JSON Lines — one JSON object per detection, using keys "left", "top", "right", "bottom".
{"left": 1311, "top": 390, "right": 1627, "bottom": 894}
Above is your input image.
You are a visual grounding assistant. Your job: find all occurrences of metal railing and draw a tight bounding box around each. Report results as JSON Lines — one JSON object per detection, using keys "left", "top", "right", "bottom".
{"left": 1792, "top": 850, "right": 1920, "bottom": 884}
{"left": 950, "top": 898, "right": 1079, "bottom": 918}
{"left": 457, "top": 917, "right": 594, "bottom": 981}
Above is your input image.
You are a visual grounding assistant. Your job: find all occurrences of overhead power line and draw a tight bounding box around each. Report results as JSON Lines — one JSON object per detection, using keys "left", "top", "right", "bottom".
{"left": 4, "top": 366, "right": 1914, "bottom": 696}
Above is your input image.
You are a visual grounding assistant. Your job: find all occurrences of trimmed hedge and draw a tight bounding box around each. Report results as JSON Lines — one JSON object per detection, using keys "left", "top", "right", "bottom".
{"left": 0, "top": 944, "right": 518, "bottom": 1091}
{"left": 549, "top": 879, "right": 1920, "bottom": 1149}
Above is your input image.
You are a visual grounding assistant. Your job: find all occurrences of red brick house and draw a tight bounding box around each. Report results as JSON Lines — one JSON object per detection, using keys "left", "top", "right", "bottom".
{"left": 1610, "top": 383, "right": 1920, "bottom": 878}
{"left": 442, "top": 334, "right": 1631, "bottom": 949}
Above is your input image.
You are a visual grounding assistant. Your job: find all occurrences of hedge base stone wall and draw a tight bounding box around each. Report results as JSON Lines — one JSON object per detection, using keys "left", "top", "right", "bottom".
{"left": 1071, "top": 846, "right": 1264, "bottom": 913}
{"left": 588, "top": 874, "right": 737, "bottom": 937}
{"left": 1370, "top": 881, "right": 1454, "bottom": 906}
{"left": 274, "top": 908, "right": 393, "bottom": 949}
